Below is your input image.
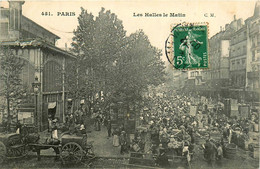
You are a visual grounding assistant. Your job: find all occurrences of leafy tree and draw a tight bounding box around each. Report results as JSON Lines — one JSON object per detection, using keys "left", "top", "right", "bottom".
{"left": 70, "top": 7, "right": 166, "bottom": 116}
{"left": 70, "top": 7, "right": 126, "bottom": 112}
{"left": 0, "top": 46, "right": 25, "bottom": 131}
{"left": 113, "top": 30, "right": 166, "bottom": 109}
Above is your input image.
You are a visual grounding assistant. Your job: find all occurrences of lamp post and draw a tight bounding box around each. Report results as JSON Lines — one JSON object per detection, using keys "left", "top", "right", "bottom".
{"left": 32, "top": 76, "right": 41, "bottom": 132}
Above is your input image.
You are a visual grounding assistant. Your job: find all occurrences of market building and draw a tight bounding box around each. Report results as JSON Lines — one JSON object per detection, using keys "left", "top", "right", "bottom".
{"left": 0, "top": 1, "right": 75, "bottom": 131}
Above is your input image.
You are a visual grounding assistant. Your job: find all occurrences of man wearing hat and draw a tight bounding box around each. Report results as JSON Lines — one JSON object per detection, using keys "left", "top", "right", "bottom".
{"left": 107, "top": 119, "right": 112, "bottom": 138}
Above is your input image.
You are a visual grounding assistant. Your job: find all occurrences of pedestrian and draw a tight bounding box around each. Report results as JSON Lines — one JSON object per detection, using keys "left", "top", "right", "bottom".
{"left": 204, "top": 139, "right": 217, "bottom": 167}
{"left": 95, "top": 114, "right": 101, "bottom": 131}
{"left": 79, "top": 122, "right": 86, "bottom": 135}
{"left": 182, "top": 142, "right": 191, "bottom": 169}
{"left": 120, "top": 131, "right": 127, "bottom": 154}
{"left": 156, "top": 148, "right": 169, "bottom": 167}
{"left": 216, "top": 143, "right": 223, "bottom": 167}
{"left": 68, "top": 113, "right": 76, "bottom": 134}
{"left": 51, "top": 119, "right": 59, "bottom": 140}
{"left": 107, "top": 119, "right": 112, "bottom": 138}
{"left": 227, "top": 125, "right": 232, "bottom": 144}
{"left": 16, "top": 120, "right": 22, "bottom": 134}
{"left": 48, "top": 114, "right": 52, "bottom": 132}
{"left": 113, "top": 128, "right": 120, "bottom": 147}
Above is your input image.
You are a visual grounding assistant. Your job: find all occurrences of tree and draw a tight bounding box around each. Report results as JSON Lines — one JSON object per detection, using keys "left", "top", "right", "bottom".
{"left": 113, "top": 30, "right": 166, "bottom": 109}
{"left": 70, "top": 7, "right": 127, "bottom": 112}
{"left": 0, "top": 46, "right": 25, "bottom": 131}
{"left": 70, "top": 7, "right": 166, "bottom": 117}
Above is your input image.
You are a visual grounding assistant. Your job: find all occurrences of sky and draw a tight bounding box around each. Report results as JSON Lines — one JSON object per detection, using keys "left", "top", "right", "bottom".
{"left": 0, "top": 0, "right": 257, "bottom": 62}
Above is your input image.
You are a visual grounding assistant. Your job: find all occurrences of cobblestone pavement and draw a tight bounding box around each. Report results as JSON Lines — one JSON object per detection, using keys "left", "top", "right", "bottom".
{"left": 88, "top": 125, "right": 130, "bottom": 158}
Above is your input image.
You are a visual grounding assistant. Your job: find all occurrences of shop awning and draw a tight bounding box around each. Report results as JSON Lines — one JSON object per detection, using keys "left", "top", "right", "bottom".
{"left": 48, "top": 102, "right": 56, "bottom": 109}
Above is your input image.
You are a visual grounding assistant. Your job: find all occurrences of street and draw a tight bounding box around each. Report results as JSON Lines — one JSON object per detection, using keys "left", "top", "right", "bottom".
{"left": 0, "top": 124, "right": 258, "bottom": 169}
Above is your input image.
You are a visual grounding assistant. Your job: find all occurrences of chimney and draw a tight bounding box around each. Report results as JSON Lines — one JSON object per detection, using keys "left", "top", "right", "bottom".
{"left": 8, "top": 0, "right": 25, "bottom": 39}
{"left": 237, "top": 18, "right": 243, "bottom": 29}
{"left": 233, "top": 15, "right": 236, "bottom": 21}
{"left": 225, "top": 24, "right": 229, "bottom": 30}
{"left": 220, "top": 26, "right": 222, "bottom": 32}
{"left": 65, "top": 43, "right": 67, "bottom": 51}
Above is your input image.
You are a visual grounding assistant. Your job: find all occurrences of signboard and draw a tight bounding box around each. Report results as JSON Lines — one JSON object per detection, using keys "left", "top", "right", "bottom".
{"left": 18, "top": 107, "right": 35, "bottom": 124}
{"left": 18, "top": 111, "right": 34, "bottom": 124}
{"left": 230, "top": 104, "right": 239, "bottom": 117}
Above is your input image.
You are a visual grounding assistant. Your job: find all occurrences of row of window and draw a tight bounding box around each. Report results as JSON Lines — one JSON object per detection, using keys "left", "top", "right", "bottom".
{"left": 231, "top": 31, "right": 247, "bottom": 45}
{"left": 230, "top": 58, "right": 246, "bottom": 70}
{"left": 231, "top": 45, "right": 247, "bottom": 57}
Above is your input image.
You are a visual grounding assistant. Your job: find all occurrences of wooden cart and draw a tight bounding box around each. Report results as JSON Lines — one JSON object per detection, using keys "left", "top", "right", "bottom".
{"left": 60, "top": 133, "right": 95, "bottom": 165}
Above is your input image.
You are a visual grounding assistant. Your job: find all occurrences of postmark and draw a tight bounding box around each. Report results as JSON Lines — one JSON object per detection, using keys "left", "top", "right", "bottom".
{"left": 165, "top": 22, "right": 209, "bottom": 70}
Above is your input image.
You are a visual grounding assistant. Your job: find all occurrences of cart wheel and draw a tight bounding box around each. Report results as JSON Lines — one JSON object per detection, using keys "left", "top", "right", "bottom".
{"left": 0, "top": 141, "right": 6, "bottom": 164}
{"left": 61, "top": 142, "right": 83, "bottom": 165}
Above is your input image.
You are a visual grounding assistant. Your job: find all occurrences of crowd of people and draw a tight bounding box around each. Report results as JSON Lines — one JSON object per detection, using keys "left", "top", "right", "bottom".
{"left": 42, "top": 91, "right": 258, "bottom": 167}
{"left": 126, "top": 91, "right": 259, "bottom": 167}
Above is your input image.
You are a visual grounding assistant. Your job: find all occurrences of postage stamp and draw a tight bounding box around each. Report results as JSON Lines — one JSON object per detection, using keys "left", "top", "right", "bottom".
{"left": 167, "top": 22, "right": 209, "bottom": 69}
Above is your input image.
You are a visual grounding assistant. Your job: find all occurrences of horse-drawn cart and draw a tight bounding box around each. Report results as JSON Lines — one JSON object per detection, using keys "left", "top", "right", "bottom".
{"left": 0, "top": 129, "right": 95, "bottom": 166}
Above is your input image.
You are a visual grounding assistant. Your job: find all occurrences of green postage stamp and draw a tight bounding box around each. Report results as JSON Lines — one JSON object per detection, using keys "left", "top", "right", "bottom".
{"left": 168, "top": 22, "right": 209, "bottom": 69}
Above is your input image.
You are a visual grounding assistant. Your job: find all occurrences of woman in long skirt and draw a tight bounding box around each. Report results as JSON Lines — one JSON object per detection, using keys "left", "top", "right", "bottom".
{"left": 113, "top": 129, "right": 120, "bottom": 147}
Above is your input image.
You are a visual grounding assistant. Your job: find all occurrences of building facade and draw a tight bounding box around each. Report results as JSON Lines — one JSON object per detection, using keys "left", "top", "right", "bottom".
{"left": 0, "top": 1, "right": 75, "bottom": 131}
{"left": 245, "top": 2, "right": 260, "bottom": 102}
{"left": 181, "top": 2, "right": 259, "bottom": 103}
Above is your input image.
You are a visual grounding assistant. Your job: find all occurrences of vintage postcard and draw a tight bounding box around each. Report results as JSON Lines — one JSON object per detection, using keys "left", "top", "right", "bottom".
{"left": 0, "top": 0, "right": 259, "bottom": 168}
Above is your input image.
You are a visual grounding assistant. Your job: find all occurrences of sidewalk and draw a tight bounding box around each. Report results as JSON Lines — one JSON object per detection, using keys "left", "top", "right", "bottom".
{"left": 88, "top": 125, "right": 130, "bottom": 158}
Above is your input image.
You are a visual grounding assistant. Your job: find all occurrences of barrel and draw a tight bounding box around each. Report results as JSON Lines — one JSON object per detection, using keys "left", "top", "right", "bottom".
{"left": 224, "top": 143, "right": 237, "bottom": 159}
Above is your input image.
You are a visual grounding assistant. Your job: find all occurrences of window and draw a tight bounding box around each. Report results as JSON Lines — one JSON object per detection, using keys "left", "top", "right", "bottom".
{"left": 242, "top": 59, "right": 245, "bottom": 65}
{"left": 252, "top": 51, "right": 256, "bottom": 61}
{"left": 243, "top": 46, "right": 246, "bottom": 54}
{"left": 0, "top": 22, "right": 8, "bottom": 36}
{"left": 231, "top": 61, "right": 235, "bottom": 70}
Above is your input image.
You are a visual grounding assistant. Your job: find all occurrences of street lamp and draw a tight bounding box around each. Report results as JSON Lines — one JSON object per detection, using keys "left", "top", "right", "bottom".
{"left": 32, "top": 76, "right": 41, "bottom": 132}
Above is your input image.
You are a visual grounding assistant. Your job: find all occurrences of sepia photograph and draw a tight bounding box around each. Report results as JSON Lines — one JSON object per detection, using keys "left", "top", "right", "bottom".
{"left": 0, "top": 0, "right": 259, "bottom": 168}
